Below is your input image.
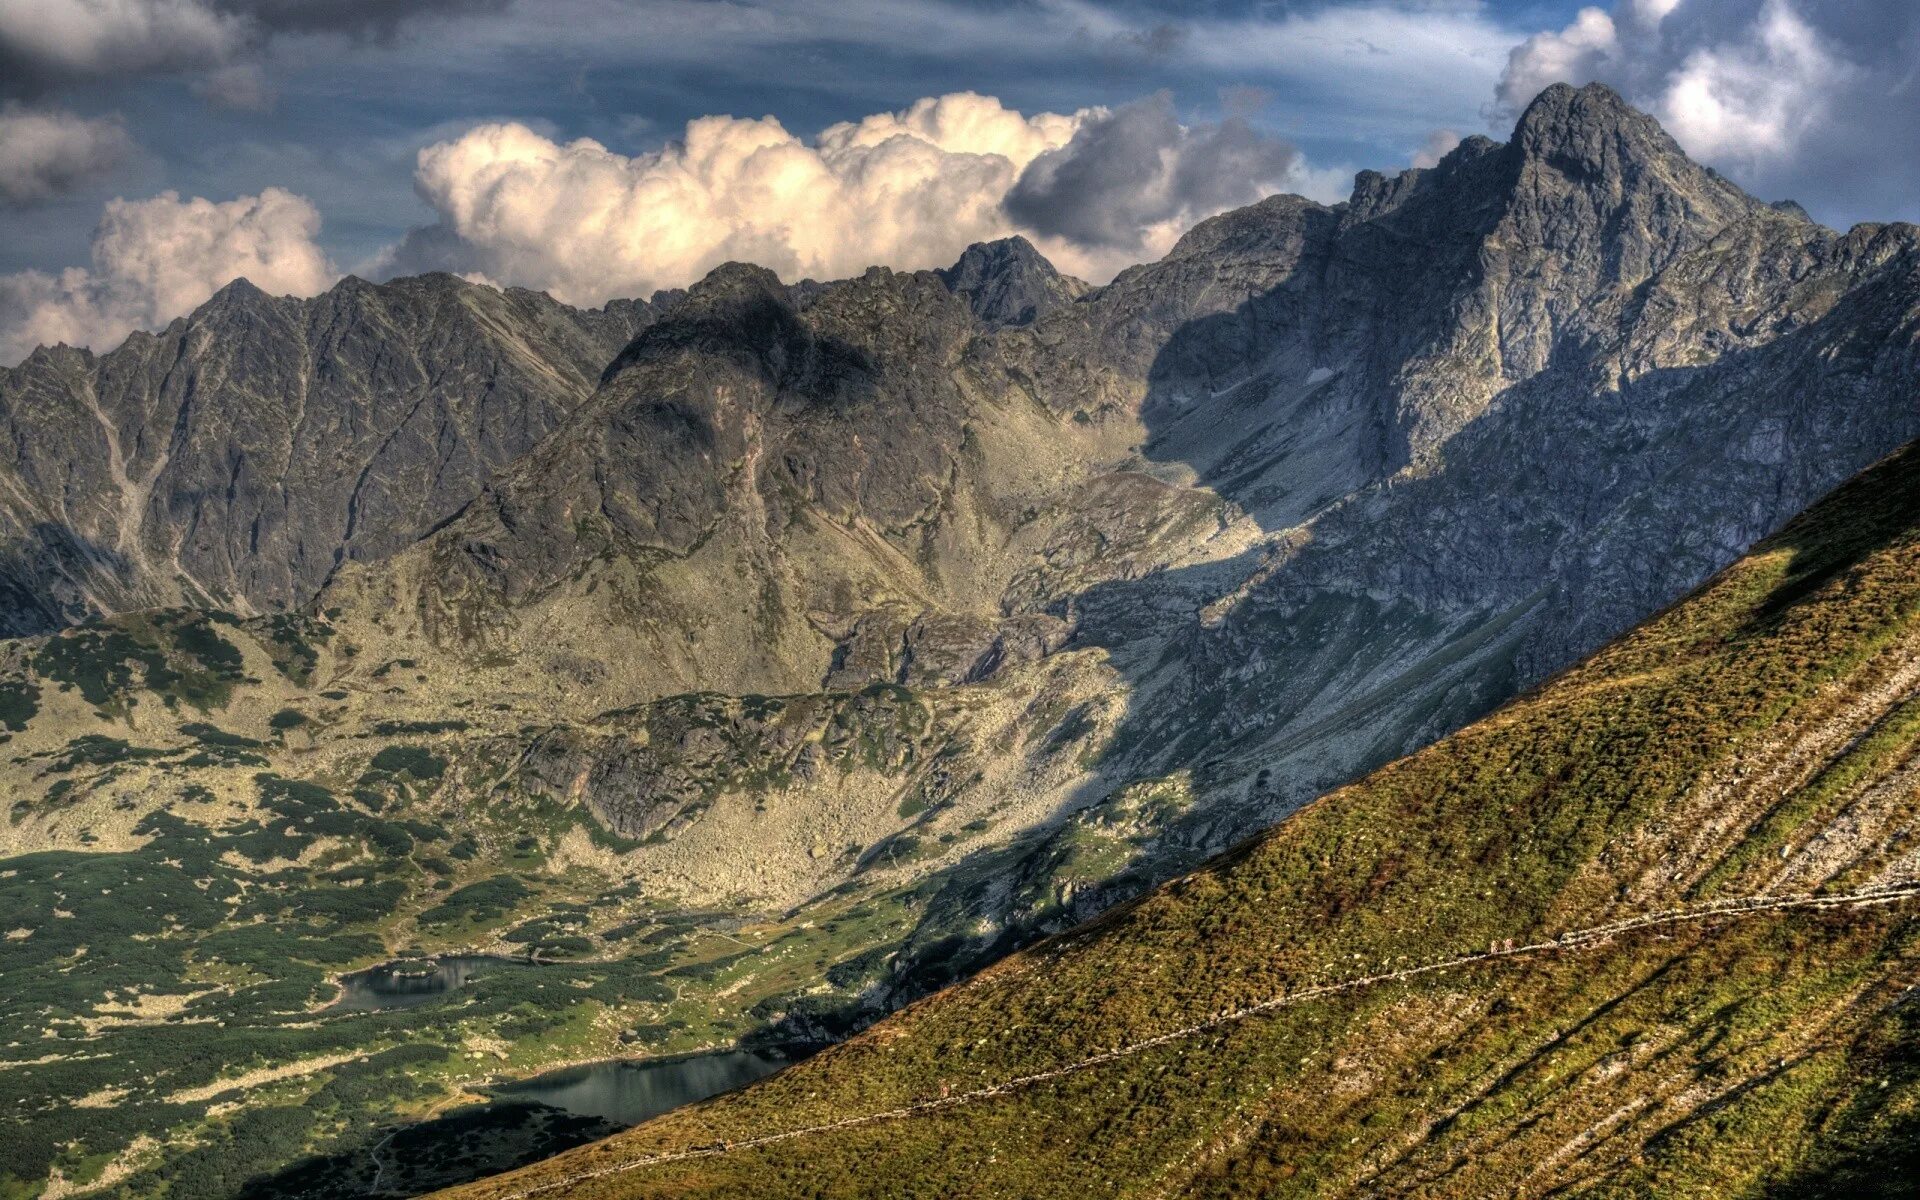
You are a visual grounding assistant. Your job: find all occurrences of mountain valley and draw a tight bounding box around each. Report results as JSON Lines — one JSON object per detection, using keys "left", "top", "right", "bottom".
{"left": 2, "top": 82, "right": 1919, "bottom": 1199}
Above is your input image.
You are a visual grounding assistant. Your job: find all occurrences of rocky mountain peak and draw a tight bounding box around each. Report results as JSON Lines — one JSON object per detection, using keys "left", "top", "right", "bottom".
{"left": 1505, "top": 81, "right": 1758, "bottom": 243}
{"left": 189, "top": 276, "right": 288, "bottom": 328}
{"left": 1163, "top": 192, "right": 1330, "bottom": 263}
{"left": 1513, "top": 82, "right": 1661, "bottom": 155}
{"left": 686, "top": 260, "right": 789, "bottom": 304}
{"left": 206, "top": 275, "right": 271, "bottom": 303}
{"left": 600, "top": 260, "right": 800, "bottom": 382}
{"left": 936, "top": 236, "right": 1086, "bottom": 327}
{"left": 369, "top": 270, "right": 479, "bottom": 299}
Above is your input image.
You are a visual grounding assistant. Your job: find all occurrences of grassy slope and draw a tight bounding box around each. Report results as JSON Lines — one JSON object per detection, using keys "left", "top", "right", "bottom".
{"left": 444, "top": 442, "right": 1920, "bottom": 1199}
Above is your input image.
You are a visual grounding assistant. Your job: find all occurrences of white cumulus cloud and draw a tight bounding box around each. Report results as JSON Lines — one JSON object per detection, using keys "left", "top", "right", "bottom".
{"left": 386, "top": 90, "right": 1315, "bottom": 302}
{"left": 1500, "top": 0, "right": 1840, "bottom": 165}
{"left": 0, "top": 103, "right": 131, "bottom": 204}
{"left": 1654, "top": 1, "right": 1844, "bottom": 161}
{"left": 1499, "top": 7, "right": 1623, "bottom": 115}
{"left": 0, "top": 186, "right": 336, "bottom": 363}
{"left": 387, "top": 92, "right": 1088, "bottom": 303}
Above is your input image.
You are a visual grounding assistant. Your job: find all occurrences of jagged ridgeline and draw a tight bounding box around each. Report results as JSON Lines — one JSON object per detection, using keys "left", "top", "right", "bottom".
{"left": 439, "top": 434, "right": 1920, "bottom": 1199}
{"left": 2, "top": 82, "right": 1920, "bottom": 1200}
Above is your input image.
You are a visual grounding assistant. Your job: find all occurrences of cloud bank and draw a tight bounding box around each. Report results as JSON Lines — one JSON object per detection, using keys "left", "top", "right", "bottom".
{"left": 385, "top": 90, "right": 1311, "bottom": 306}
{"left": 0, "top": 186, "right": 335, "bottom": 363}
{"left": 0, "top": 88, "right": 1316, "bottom": 363}
{"left": 384, "top": 92, "right": 1081, "bottom": 303}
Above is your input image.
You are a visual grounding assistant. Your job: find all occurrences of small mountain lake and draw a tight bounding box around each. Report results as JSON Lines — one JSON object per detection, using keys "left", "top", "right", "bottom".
{"left": 288, "top": 955, "right": 797, "bottom": 1194}
{"left": 326, "top": 955, "right": 520, "bottom": 1012}
{"left": 237, "top": 1047, "right": 797, "bottom": 1198}
{"left": 490, "top": 1049, "right": 790, "bottom": 1125}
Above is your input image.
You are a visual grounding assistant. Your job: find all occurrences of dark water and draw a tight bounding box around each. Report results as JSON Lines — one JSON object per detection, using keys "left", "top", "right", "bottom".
{"left": 239, "top": 1048, "right": 796, "bottom": 1199}
{"left": 492, "top": 1049, "right": 790, "bottom": 1125}
{"left": 326, "top": 955, "right": 515, "bottom": 1012}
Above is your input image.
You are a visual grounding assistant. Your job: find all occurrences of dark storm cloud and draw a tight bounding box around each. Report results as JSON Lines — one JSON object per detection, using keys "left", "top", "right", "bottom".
{"left": 216, "top": 0, "right": 512, "bottom": 40}
{"left": 1005, "top": 92, "right": 1298, "bottom": 250}
{"left": 0, "top": 1, "right": 240, "bottom": 98}
{"left": 0, "top": 104, "right": 131, "bottom": 206}
{"left": 0, "top": 0, "right": 511, "bottom": 98}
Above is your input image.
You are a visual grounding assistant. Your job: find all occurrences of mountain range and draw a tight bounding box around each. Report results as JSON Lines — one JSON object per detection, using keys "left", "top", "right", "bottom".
{"left": 2, "top": 82, "right": 1918, "bottom": 1199}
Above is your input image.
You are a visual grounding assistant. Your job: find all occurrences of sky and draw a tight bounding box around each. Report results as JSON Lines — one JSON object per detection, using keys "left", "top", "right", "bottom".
{"left": 1, "top": 0, "right": 1915, "bottom": 364}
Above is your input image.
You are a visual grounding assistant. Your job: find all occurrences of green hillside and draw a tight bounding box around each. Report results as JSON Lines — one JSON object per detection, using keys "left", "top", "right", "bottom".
{"left": 444, "top": 441, "right": 1920, "bottom": 1198}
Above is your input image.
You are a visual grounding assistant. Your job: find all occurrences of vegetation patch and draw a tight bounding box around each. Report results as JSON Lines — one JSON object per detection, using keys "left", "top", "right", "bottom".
{"left": 0, "top": 680, "right": 39, "bottom": 731}
{"left": 367, "top": 745, "right": 447, "bottom": 781}
{"left": 418, "top": 876, "right": 535, "bottom": 927}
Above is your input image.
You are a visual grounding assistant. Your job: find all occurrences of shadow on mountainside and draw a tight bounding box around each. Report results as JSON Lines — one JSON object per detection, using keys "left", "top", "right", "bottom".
{"left": 1077, "top": 219, "right": 1920, "bottom": 812}
{"left": 115, "top": 218, "right": 1920, "bottom": 1200}
{"left": 739, "top": 207, "right": 1920, "bottom": 1051}
{"left": 0, "top": 523, "right": 136, "bottom": 638}
{"left": 234, "top": 1101, "right": 620, "bottom": 1200}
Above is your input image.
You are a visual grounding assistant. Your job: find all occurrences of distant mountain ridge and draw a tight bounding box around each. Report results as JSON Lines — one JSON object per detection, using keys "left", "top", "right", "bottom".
{"left": 316, "top": 83, "right": 1920, "bottom": 827}
{"left": 0, "top": 273, "right": 662, "bottom": 636}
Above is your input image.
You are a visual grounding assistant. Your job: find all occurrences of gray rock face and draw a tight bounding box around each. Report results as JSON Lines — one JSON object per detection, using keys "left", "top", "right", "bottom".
{"left": 0, "top": 273, "right": 659, "bottom": 634}
{"left": 989, "top": 84, "right": 1770, "bottom": 523}
{"left": 1143, "top": 212, "right": 1920, "bottom": 818}
{"left": 1001, "top": 83, "right": 1920, "bottom": 825}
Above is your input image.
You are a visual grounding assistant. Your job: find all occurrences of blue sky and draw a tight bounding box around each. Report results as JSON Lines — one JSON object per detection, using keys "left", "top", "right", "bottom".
{"left": 2, "top": 1, "right": 1915, "bottom": 364}
{"left": 0, "top": 1, "right": 1591, "bottom": 275}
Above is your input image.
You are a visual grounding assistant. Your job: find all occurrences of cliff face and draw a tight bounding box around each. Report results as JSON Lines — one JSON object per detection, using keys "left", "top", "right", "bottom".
{"left": 968, "top": 83, "right": 1920, "bottom": 830}
{"left": 333, "top": 84, "right": 1920, "bottom": 832}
